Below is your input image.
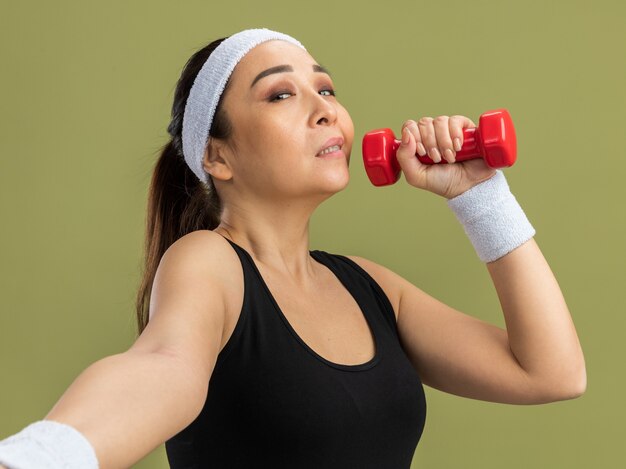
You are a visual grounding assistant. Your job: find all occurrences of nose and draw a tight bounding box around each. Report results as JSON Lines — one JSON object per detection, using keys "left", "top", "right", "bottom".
{"left": 308, "top": 89, "right": 338, "bottom": 127}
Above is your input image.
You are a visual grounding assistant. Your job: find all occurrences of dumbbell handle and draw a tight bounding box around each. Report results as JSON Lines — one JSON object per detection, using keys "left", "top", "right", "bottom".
{"left": 384, "top": 126, "right": 481, "bottom": 165}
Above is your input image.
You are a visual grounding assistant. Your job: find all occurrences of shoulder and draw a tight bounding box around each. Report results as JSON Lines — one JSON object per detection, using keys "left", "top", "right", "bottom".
{"left": 156, "top": 229, "right": 243, "bottom": 316}
{"left": 164, "top": 230, "right": 241, "bottom": 278}
{"left": 168, "top": 229, "right": 232, "bottom": 259}
{"left": 165, "top": 228, "right": 243, "bottom": 282}
{"left": 130, "top": 230, "right": 241, "bottom": 382}
{"left": 342, "top": 254, "right": 403, "bottom": 322}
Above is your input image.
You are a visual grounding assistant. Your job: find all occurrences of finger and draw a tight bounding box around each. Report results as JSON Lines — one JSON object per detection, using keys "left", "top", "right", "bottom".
{"left": 396, "top": 125, "right": 417, "bottom": 168}
{"left": 449, "top": 115, "right": 475, "bottom": 152}
{"left": 404, "top": 120, "right": 427, "bottom": 157}
{"left": 433, "top": 115, "right": 456, "bottom": 163}
{"left": 395, "top": 126, "right": 424, "bottom": 186}
{"left": 417, "top": 117, "right": 441, "bottom": 163}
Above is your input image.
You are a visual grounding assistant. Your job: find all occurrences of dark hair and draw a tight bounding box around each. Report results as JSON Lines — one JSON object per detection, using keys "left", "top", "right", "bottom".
{"left": 134, "top": 37, "right": 233, "bottom": 335}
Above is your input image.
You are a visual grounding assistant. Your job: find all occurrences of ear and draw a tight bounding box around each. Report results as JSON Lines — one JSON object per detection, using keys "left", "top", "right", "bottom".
{"left": 202, "top": 137, "right": 233, "bottom": 182}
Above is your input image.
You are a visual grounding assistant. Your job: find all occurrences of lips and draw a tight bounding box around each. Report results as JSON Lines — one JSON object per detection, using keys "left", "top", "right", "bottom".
{"left": 316, "top": 136, "right": 344, "bottom": 156}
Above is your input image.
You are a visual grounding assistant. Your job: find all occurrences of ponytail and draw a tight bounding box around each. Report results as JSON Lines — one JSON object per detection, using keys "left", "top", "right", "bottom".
{"left": 134, "top": 37, "right": 232, "bottom": 335}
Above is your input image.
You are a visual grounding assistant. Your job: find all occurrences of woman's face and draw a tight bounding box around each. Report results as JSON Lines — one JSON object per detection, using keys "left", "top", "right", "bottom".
{"left": 205, "top": 39, "right": 355, "bottom": 202}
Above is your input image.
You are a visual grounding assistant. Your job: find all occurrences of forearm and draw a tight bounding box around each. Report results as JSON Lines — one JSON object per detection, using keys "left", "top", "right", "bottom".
{"left": 50, "top": 350, "right": 207, "bottom": 468}
{"left": 446, "top": 169, "right": 586, "bottom": 400}
{"left": 1, "top": 350, "right": 206, "bottom": 469}
{"left": 486, "top": 237, "right": 586, "bottom": 395}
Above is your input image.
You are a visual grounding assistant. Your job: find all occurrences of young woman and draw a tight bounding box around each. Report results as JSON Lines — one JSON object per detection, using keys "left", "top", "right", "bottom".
{"left": 0, "top": 28, "right": 586, "bottom": 469}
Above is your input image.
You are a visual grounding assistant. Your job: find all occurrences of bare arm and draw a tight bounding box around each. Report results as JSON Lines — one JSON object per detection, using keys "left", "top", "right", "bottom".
{"left": 486, "top": 237, "right": 586, "bottom": 396}
{"left": 349, "top": 242, "right": 585, "bottom": 405}
{"left": 1, "top": 231, "right": 229, "bottom": 469}
{"left": 42, "top": 348, "right": 209, "bottom": 469}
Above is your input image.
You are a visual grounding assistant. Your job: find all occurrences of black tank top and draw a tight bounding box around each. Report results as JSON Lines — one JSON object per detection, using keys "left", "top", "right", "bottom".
{"left": 165, "top": 238, "right": 427, "bottom": 468}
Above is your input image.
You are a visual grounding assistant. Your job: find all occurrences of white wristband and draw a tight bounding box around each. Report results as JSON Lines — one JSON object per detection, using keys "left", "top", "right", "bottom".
{"left": 446, "top": 169, "right": 536, "bottom": 263}
{"left": 0, "top": 420, "right": 99, "bottom": 469}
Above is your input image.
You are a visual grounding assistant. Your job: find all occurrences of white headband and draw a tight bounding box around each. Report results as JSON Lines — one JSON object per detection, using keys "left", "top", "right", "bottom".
{"left": 181, "top": 28, "right": 307, "bottom": 186}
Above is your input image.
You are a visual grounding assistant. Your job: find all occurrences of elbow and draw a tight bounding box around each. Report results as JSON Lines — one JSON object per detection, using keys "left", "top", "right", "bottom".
{"left": 553, "top": 367, "right": 587, "bottom": 402}
{"left": 533, "top": 365, "right": 587, "bottom": 403}
{"left": 570, "top": 367, "right": 587, "bottom": 398}
{"left": 568, "top": 360, "right": 588, "bottom": 398}
{"left": 556, "top": 382, "right": 586, "bottom": 402}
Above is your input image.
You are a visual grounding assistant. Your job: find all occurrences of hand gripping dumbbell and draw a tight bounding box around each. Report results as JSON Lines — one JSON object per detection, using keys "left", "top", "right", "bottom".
{"left": 362, "top": 108, "right": 517, "bottom": 186}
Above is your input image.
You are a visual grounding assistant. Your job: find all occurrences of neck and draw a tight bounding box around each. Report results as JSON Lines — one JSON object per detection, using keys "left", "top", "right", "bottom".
{"left": 214, "top": 203, "right": 319, "bottom": 285}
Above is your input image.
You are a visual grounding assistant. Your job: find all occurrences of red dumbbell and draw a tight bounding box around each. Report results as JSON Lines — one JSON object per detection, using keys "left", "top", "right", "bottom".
{"left": 362, "top": 108, "right": 517, "bottom": 186}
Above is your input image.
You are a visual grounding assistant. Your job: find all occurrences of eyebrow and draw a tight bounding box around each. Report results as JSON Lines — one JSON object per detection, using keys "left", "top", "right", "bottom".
{"left": 250, "top": 64, "right": 332, "bottom": 89}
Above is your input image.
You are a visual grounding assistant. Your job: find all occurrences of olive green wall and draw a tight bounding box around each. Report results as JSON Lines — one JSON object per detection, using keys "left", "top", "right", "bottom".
{"left": 1, "top": 0, "right": 623, "bottom": 467}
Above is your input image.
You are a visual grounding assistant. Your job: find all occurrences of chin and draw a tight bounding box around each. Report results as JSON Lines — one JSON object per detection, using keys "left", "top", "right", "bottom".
{"left": 324, "top": 171, "right": 350, "bottom": 193}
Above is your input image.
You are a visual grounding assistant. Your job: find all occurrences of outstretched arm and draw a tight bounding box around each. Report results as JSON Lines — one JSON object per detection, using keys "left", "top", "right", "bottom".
{"left": 0, "top": 231, "right": 229, "bottom": 468}
{"left": 0, "top": 349, "right": 209, "bottom": 469}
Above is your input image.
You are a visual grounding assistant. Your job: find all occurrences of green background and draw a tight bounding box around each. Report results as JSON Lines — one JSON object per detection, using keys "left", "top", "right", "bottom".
{"left": 1, "top": 0, "right": 623, "bottom": 467}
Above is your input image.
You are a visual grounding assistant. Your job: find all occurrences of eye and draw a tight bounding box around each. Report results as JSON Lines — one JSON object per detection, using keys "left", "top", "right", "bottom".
{"left": 268, "top": 88, "right": 337, "bottom": 102}
{"left": 269, "top": 91, "right": 292, "bottom": 102}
